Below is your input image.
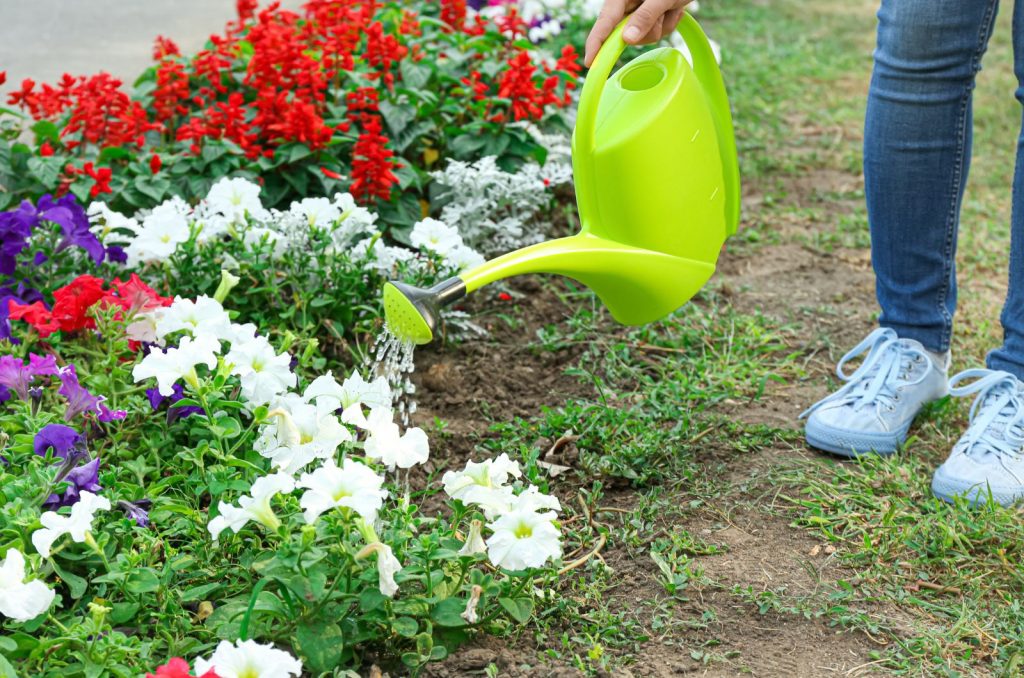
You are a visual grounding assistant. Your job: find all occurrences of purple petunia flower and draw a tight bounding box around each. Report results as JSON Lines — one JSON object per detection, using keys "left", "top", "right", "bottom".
{"left": 0, "top": 203, "right": 35, "bottom": 277}
{"left": 33, "top": 423, "right": 86, "bottom": 460}
{"left": 58, "top": 365, "right": 126, "bottom": 422}
{"left": 0, "top": 353, "right": 59, "bottom": 399}
{"left": 117, "top": 499, "right": 151, "bottom": 527}
{"left": 37, "top": 194, "right": 105, "bottom": 266}
{"left": 146, "top": 382, "right": 201, "bottom": 423}
{"left": 33, "top": 423, "right": 102, "bottom": 508}
{"left": 44, "top": 456, "right": 102, "bottom": 509}
{"left": 105, "top": 245, "right": 127, "bottom": 264}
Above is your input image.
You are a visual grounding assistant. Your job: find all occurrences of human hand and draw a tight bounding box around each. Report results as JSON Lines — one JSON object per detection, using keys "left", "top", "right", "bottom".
{"left": 584, "top": 0, "right": 693, "bottom": 67}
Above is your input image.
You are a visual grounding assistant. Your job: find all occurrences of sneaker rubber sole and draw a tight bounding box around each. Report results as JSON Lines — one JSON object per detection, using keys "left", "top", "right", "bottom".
{"left": 804, "top": 417, "right": 911, "bottom": 458}
{"left": 931, "top": 466, "right": 1024, "bottom": 507}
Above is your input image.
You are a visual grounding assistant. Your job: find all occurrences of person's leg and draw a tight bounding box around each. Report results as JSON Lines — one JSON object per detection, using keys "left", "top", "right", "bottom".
{"left": 987, "top": 0, "right": 1024, "bottom": 379}
{"left": 804, "top": 0, "right": 998, "bottom": 458}
{"left": 866, "top": 0, "right": 1000, "bottom": 354}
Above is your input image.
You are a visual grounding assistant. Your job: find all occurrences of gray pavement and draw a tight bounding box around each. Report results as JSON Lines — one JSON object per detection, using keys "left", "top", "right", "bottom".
{"left": 0, "top": 0, "right": 302, "bottom": 90}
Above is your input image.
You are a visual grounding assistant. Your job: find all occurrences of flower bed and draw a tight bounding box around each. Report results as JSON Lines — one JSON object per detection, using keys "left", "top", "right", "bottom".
{"left": 0, "top": 0, "right": 583, "bottom": 233}
{"left": 0, "top": 192, "right": 572, "bottom": 676}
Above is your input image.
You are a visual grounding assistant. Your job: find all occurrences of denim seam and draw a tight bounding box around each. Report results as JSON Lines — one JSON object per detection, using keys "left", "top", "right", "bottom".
{"left": 937, "top": 0, "right": 999, "bottom": 352}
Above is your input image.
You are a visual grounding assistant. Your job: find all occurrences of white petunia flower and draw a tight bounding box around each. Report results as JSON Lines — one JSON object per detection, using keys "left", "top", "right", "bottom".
{"left": 87, "top": 201, "right": 140, "bottom": 239}
{"left": 225, "top": 336, "right": 297, "bottom": 406}
{"left": 205, "top": 177, "right": 269, "bottom": 224}
{"left": 363, "top": 414, "right": 429, "bottom": 471}
{"left": 0, "top": 547, "right": 55, "bottom": 622}
{"left": 256, "top": 402, "right": 352, "bottom": 475}
{"left": 329, "top": 192, "right": 378, "bottom": 245}
{"left": 357, "top": 542, "right": 402, "bottom": 598}
{"left": 442, "top": 453, "right": 523, "bottom": 518}
{"left": 289, "top": 197, "right": 340, "bottom": 229}
{"left": 510, "top": 485, "right": 562, "bottom": 513}
{"left": 124, "top": 200, "right": 191, "bottom": 264}
{"left": 297, "top": 457, "right": 388, "bottom": 523}
{"left": 485, "top": 504, "right": 561, "bottom": 570}
{"left": 303, "top": 371, "right": 392, "bottom": 424}
{"left": 31, "top": 491, "right": 110, "bottom": 558}
{"left": 132, "top": 333, "right": 221, "bottom": 397}
{"left": 458, "top": 519, "right": 487, "bottom": 556}
{"left": 445, "top": 244, "right": 486, "bottom": 271}
{"left": 155, "top": 295, "right": 233, "bottom": 342}
{"left": 208, "top": 472, "right": 295, "bottom": 540}
{"left": 225, "top": 322, "right": 259, "bottom": 347}
{"left": 194, "top": 639, "right": 302, "bottom": 678}
{"left": 410, "top": 217, "right": 463, "bottom": 256}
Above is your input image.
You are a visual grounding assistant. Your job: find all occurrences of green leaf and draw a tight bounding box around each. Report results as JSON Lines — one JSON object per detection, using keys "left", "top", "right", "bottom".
{"left": 210, "top": 415, "right": 243, "bottom": 439}
{"left": 0, "top": 653, "right": 19, "bottom": 678}
{"left": 51, "top": 559, "right": 88, "bottom": 599}
{"left": 379, "top": 101, "right": 415, "bottom": 137}
{"left": 295, "top": 619, "right": 344, "bottom": 673}
{"left": 430, "top": 597, "right": 468, "bottom": 627}
{"left": 498, "top": 596, "right": 534, "bottom": 624}
{"left": 30, "top": 120, "right": 60, "bottom": 145}
{"left": 449, "top": 133, "right": 487, "bottom": 159}
{"left": 392, "top": 616, "right": 419, "bottom": 638}
{"left": 180, "top": 582, "right": 223, "bottom": 602}
{"left": 98, "top": 146, "right": 130, "bottom": 163}
{"left": 136, "top": 176, "right": 171, "bottom": 203}
{"left": 110, "top": 601, "right": 140, "bottom": 625}
{"left": 0, "top": 637, "right": 16, "bottom": 653}
{"left": 125, "top": 568, "right": 161, "bottom": 594}
{"left": 399, "top": 61, "right": 432, "bottom": 89}
{"left": 359, "top": 588, "right": 387, "bottom": 613}
{"left": 27, "top": 157, "right": 60, "bottom": 188}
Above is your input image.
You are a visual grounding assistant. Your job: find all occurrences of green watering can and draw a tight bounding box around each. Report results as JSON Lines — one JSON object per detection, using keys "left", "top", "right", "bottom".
{"left": 383, "top": 13, "right": 740, "bottom": 344}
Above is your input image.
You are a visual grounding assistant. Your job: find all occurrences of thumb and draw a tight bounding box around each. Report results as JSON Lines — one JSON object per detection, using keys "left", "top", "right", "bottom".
{"left": 623, "top": 0, "right": 672, "bottom": 44}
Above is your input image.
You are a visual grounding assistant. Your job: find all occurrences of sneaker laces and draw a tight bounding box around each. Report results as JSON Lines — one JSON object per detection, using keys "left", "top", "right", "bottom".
{"left": 800, "top": 328, "right": 930, "bottom": 419}
{"left": 949, "top": 369, "right": 1024, "bottom": 459}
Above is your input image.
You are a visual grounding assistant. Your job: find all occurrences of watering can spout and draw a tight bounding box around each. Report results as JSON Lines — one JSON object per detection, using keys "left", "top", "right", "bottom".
{"left": 384, "top": 13, "right": 738, "bottom": 345}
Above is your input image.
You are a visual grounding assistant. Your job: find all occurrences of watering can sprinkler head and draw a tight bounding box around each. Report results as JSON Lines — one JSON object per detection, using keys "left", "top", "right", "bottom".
{"left": 383, "top": 13, "right": 739, "bottom": 345}
{"left": 383, "top": 277, "right": 466, "bottom": 344}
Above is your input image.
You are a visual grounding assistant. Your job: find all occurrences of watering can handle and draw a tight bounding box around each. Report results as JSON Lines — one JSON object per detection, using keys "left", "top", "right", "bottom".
{"left": 576, "top": 12, "right": 740, "bottom": 235}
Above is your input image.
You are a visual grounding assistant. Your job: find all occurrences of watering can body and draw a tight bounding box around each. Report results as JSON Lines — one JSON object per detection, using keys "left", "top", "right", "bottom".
{"left": 383, "top": 14, "right": 739, "bottom": 344}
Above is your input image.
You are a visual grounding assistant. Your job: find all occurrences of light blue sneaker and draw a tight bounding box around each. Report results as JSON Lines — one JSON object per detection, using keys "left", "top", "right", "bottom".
{"left": 802, "top": 328, "right": 948, "bottom": 457}
{"left": 932, "top": 369, "right": 1024, "bottom": 506}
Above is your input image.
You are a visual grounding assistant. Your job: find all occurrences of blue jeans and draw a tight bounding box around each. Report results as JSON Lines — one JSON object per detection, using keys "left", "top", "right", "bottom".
{"left": 866, "top": 0, "right": 1024, "bottom": 378}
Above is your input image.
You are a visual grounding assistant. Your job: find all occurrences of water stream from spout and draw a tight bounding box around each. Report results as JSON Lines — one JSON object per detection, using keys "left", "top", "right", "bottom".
{"left": 367, "top": 326, "right": 417, "bottom": 426}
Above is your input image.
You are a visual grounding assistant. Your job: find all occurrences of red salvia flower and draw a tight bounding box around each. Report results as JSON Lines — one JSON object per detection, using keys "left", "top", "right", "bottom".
{"left": 152, "top": 36, "right": 181, "bottom": 61}
{"left": 496, "top": 8, "right": 528, "bottom": 39}
{"left": 440, "top": 0, "right": 467, "bottom": 31}
{"left": 149, "top": 154, "right": 162, "bottom": 174}
{"left": 39, "top": 141, "right": 54, "bottom": 157}
{"left": 350, "top": 116, "right": 399, "bottom": 204}
{"left": 498, "top": 50, "right": 545, "bottom": 121}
